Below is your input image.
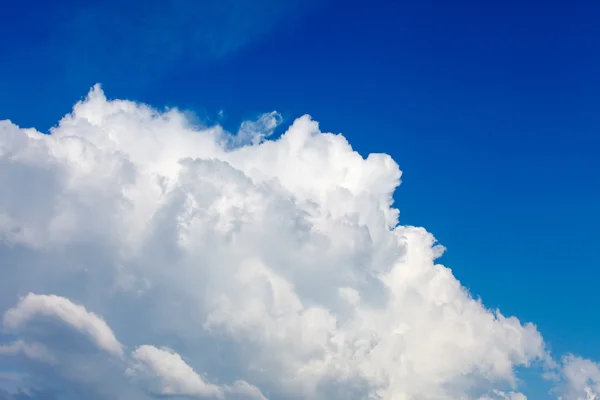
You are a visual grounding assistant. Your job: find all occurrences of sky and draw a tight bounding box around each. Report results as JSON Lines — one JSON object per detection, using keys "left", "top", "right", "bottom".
{"left": 0, "top": 0, "right": 599, "bottom": 399}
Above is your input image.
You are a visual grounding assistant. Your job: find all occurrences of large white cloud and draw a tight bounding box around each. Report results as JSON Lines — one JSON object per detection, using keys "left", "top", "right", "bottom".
{"left": 0, "top": 85, "right": 594, "bottom": 399}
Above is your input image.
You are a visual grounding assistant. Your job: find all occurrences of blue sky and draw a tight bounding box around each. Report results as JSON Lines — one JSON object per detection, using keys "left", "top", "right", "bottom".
{"left": 1, "top": 0, "right": 599, "bottom": 399}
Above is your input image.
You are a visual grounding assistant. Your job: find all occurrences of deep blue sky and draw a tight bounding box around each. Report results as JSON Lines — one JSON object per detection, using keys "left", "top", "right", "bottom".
{"left": 1, "top": 0, "right": 599, "bottom": 390}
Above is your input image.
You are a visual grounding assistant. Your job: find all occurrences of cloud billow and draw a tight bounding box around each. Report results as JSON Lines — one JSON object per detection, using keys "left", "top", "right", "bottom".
{"left": 0, "top": 86, "right": 596, "bottom": 399}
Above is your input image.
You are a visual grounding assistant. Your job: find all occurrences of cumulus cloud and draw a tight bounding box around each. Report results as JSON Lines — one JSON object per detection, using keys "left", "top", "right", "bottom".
{"left": 553, "top": 355, "right": 600, "bottom": 400}
{"left": 3, "top": 293, "right": 123, "bottom": 358}
{"left": 0, "top": 85, "right": 594, "bottom": 399}
{"left": 127, "top": 345, "right": 223, "bottom": 398}
{"left": 127, "top": 345, "right": 266, "bottom": 399}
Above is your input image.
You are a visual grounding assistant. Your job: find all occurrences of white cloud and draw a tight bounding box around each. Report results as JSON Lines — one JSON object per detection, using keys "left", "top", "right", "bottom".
{"left": 0, "top": 340, "right": 55, "bottom": 365}
{"left": 233, "top": 111, "right": 282, "bottom": 147}
{"left": 225, "top": 380, "right": 268, "bottom": 400}
{"left": 3, "top": 293, "right": 123, "bottom": 358}
{"left": 127, "top": 345, "right": 224, "bottom": 398}
{"left": 478, "top": 390, "right": 527, "bottom": 400}
{"left": 553, "top": 355, "right": 600, "bottom": 400}
{"left": 0, "top": 85, "right": 594, "bottom": 399}
{"left": 127, "top": 345, "right": 267, "bottom": 399}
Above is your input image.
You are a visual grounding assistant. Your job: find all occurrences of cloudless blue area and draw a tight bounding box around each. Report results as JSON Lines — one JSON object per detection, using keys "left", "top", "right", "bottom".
{"left": 1, "top": 0, "right": 599, "bottom": 396}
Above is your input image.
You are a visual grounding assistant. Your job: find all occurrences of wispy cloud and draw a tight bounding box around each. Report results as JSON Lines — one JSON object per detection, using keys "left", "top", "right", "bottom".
{"left": 50, "top": 0, "right": 319, "bottom": 90}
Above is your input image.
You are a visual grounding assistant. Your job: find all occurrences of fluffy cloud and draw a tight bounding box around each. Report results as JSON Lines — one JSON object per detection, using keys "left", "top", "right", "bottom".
{"left": 127, "top": 345, "right": 266, "bottom": 399}
{"left": 127, "top": 345, "right": 223, "bottom": 398}
{"left": 3, "top": 294, "right": 123, "bottom": 358}
{"left": 553, "top": 355, "right": 600, "bottom": 400}
{"left": 0, "top": 85, "right": 594, "bottom": 399}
